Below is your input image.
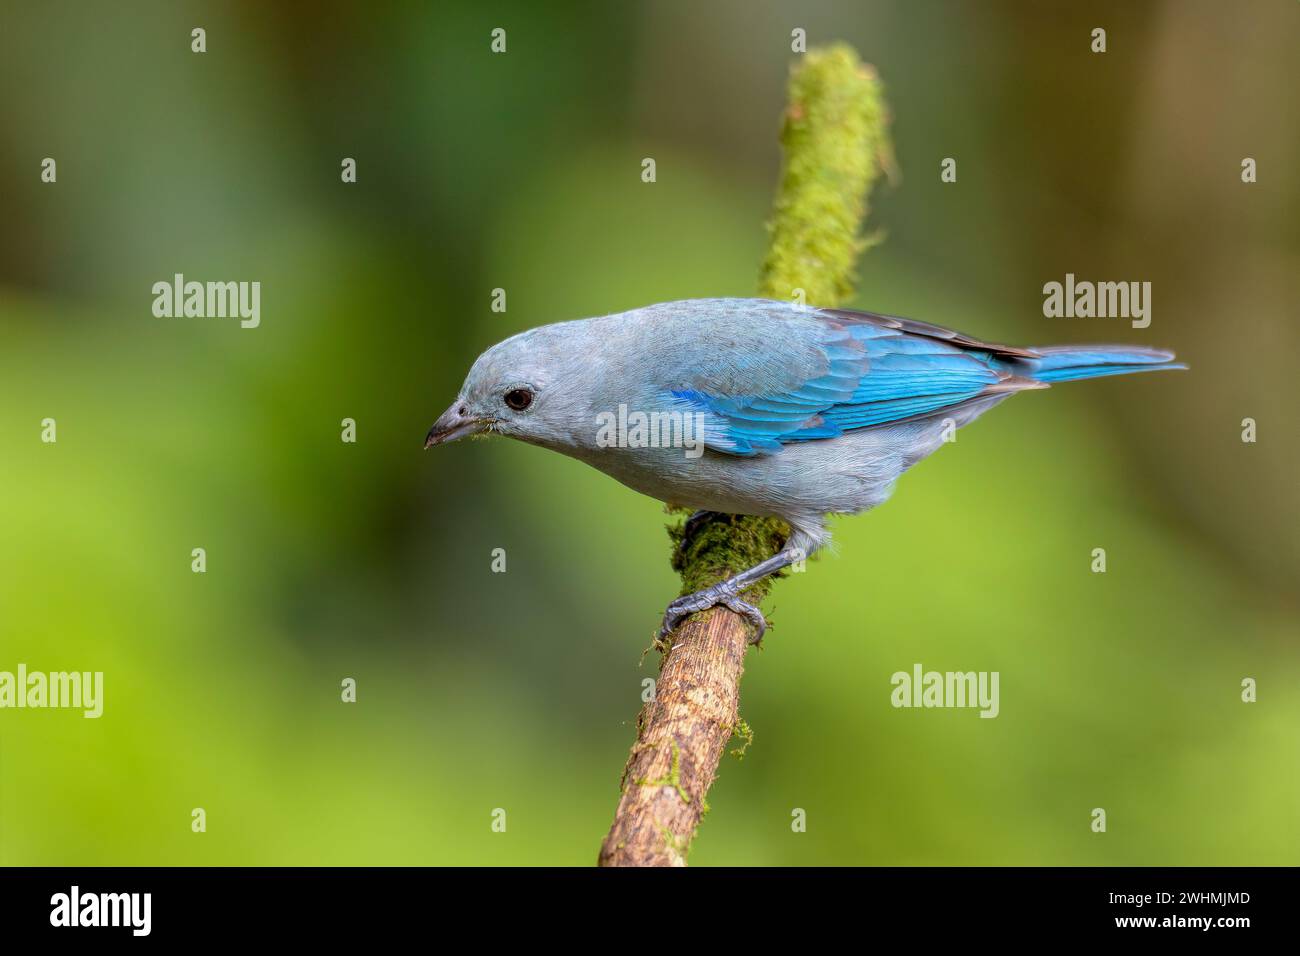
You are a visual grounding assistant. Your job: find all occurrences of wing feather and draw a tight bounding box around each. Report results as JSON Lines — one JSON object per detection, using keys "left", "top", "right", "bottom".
{"left": 666, "top": 301, "right": 1039, "bottom": 456}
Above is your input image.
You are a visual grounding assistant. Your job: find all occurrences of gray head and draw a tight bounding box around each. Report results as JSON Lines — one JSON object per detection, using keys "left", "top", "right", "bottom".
{"left": 424, "top": 322, "right": 594, "bottom": 451}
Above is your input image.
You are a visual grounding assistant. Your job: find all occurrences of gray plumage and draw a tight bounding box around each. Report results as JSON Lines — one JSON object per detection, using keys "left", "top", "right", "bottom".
{"left": 426, "top": 298, "right": 1183, "bottom": 639}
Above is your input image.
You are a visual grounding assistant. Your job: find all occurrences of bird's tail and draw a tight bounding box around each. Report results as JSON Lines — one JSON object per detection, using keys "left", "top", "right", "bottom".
{"left": 1021, "top": 345, "right": 1185, "bottom": 384}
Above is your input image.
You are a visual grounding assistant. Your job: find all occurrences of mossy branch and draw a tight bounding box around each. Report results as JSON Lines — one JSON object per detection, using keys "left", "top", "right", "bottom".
{"left": 760, "top": 43, "right": 893, "bottom": 307}
{"left": 671, "top": 45, "right": 892, "bottom": 606}
{"left": 598, "top": 43, "right": 892, "bottom": 868}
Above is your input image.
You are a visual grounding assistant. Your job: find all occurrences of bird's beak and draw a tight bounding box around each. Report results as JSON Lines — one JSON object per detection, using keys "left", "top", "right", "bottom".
{"left": 424, "top": 403, "right": 489, "bottom": 448}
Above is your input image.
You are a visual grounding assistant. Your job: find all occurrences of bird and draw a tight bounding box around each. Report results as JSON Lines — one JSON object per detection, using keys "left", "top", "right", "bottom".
{"left": 425, "top": 298, "right": 1183, "bottom": 642}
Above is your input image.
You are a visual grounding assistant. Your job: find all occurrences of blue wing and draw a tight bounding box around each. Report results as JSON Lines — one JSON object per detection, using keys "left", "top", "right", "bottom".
{"left": 666, "top": 304, "right": 1044, "bottom": 456}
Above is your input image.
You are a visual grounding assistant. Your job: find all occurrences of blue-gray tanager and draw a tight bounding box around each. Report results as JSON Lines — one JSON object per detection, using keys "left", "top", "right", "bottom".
{"left": 426, "top": 298, "right": 1183, "bottom": 641}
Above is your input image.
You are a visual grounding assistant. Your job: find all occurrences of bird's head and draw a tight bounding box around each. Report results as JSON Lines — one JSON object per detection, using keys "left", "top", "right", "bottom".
{"left": 425, "top": 324, "right": 587, "bottom": 451}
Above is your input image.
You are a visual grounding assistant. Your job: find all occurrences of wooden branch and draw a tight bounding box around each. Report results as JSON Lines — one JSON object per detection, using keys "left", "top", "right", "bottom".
{"left": 598, "top": 44, "right": 892, "bottom": 867}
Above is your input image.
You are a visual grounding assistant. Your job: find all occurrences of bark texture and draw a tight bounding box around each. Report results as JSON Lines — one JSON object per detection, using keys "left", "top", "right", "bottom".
{"left": 597, "top": 604, "right": 749, "bottom": 866}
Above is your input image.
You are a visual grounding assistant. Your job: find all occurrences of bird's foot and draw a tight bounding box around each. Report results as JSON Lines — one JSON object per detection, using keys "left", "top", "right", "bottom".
{"left": 657, "top": 582, "right": 767, "bottom": 645}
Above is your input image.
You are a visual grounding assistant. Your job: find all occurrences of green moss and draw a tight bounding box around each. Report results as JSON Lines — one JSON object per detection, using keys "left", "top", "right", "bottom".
{"left": 635, "top": 738, "right": 691, "bottom": 804}
{"left": 668, "top": 508, "right": 790, "bottom": 599}
{"left": 758, "top": 43, "right": 893, "bottom": 306}
{"left": 728, "top": 717, "right": 755, "bottom": 760}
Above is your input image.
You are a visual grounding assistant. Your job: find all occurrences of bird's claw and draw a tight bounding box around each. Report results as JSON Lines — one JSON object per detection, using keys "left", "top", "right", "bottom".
{"left": 657, "top": 584, "right": 768, "bottom": 645}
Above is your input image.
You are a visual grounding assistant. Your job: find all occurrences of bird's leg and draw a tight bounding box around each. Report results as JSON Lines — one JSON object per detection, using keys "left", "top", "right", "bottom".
{"left": 658, "top": 546, "right": 802, "bottom": 645}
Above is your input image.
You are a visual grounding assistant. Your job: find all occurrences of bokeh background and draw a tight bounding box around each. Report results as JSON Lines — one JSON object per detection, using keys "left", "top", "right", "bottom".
{"left": 1, "top": 0, "right": 1296, "bottom": 865}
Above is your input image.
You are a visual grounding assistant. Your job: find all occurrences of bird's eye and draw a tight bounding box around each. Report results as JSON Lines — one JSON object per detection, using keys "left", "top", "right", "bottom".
{"left": 504, "top": 388, "right": 533, "bottom": 411}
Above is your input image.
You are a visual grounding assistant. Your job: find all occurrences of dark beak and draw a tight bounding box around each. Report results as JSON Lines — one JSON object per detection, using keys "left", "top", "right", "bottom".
{"left": 424, "top": 403, "right": 489, "bottom": 449}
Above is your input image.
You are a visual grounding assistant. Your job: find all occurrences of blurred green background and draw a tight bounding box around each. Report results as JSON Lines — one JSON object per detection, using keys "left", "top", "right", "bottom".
{"left": 1, "top": 1, "right": 1296, "bottom": 866}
